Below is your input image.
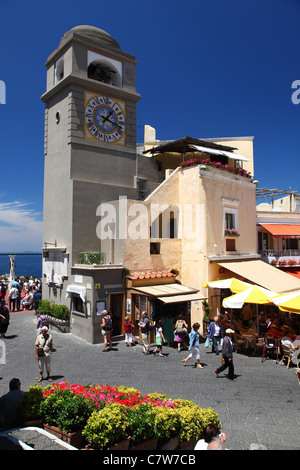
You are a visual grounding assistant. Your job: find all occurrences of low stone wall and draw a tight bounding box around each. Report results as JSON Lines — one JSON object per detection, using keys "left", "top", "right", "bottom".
{"left": 44, "top": 314, "right": 70, "bottom": 333}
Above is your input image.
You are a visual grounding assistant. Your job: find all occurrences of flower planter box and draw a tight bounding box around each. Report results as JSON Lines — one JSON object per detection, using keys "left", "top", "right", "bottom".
{"left": 159, "top": 435, "right": 180, "bottom": 450}
{"left": 43, "top": 424, "right": 82, "bottom": 448}
{"left": 224, "top": 231, "right": 240, "bottom": 237}
{"left": 24, "top": 420, "right": 43, "bottom": 428}
{"left": 107, "top": 436, "right": 131, "bottom": 450}
{"left": 130, "top": 437, "right": 158, "bottom": 450}
{"left": 178, "top": 437, "right": 198, "bottom": 450}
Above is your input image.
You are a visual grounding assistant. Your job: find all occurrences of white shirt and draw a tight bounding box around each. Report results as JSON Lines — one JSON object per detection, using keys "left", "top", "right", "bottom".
{"left": 214, "top": 324, "right": 221, "bottom": 336}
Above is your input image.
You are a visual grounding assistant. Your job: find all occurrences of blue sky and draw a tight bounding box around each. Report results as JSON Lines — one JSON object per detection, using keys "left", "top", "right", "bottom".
{"left": 0, "top": 0, "right": 299, "bottom": 251}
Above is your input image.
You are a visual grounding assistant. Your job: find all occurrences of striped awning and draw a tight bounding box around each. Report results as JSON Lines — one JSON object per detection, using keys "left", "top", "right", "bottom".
{"left": 131, "top": 283, "right": 205, "bottom": 303}
{"left": 158, "top": 293, "right": 205, "bottom": 304}
{"left": 260, "top": 224, "right": 300, "bottom": 238}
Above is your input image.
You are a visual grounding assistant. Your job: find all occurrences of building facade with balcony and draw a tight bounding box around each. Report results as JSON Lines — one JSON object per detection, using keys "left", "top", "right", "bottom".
{"left": 257, "top": 192, "right": 300, "bottom": 279}
{"left": 41, "top": 27, "right": 300, "bottom": 344}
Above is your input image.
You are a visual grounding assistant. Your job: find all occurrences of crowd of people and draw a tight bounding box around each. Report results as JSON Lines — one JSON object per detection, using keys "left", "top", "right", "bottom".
{"left": 134, "top": 310, "right": 238, "bottom": 380}
{"left": 0, "top": 277, "right": 42, "bottom": 314}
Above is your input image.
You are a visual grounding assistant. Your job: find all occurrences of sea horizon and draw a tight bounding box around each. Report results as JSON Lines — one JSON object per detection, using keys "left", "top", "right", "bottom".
{"left": 0, "top": 253, "right": 42, "bottom": 278}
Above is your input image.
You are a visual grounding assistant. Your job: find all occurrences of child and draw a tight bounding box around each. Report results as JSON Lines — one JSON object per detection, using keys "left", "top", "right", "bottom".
{"left": 124, "top": 316, "right": 134, "bottom": 347}
{"left": 154, "top": 320, "right": 165, "bottom": 357}
{"left": 182, "top": 322, "right": 203, "bottom": 369}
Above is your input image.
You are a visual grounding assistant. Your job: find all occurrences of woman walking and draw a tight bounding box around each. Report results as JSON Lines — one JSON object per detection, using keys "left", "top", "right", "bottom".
{"left": 182, "top": 322, "right": 203, "bottom": 369}
{"left": 215, "top": 328, "right": 236, "bottom": 381}
{"left": 174, "top": 314, "right": 188, "bottom": 352}
{"left": 153, "top": 320, "right": 166, "bottom": 357}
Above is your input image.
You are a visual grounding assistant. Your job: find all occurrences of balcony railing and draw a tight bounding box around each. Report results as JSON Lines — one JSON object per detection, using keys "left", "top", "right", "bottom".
{"left": 259, "top": 249, "right": 300, "bottom": 258}
{"left": 260, "top": 250, "right": 300, "bottom": 267}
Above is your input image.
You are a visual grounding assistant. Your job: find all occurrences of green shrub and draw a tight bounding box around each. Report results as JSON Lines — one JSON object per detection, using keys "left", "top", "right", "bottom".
{"left": 152, "top": 406, "right": 181, "bottom": 442}
{"left": 126, "top": 403, "right": 156, "bottom": 445}
{"left": 79, "top": 252, "right": 103, "bottom": 265}
{"left": 37, "top": 299, "right": 52, "bottom": 315}
{"left": 19, "top": 384, "right": 44, "bottom": 421}
{"left": 176, "top": 402, "right": 220, "bottom": 442}
{"left": 82, "top": 403, "right": 129, "bottom": 450}
{"left": 37, "top": 300, "right": 69, "bottom": 320}
{"left": 40, "top": 390, "right": 93, "bottom": 433}
{"left": 51, "top": 304, "right": 69, "bottom": 320}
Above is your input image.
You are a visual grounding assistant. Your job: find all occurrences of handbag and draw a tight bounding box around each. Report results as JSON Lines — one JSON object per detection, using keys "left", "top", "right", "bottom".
{"left": 204, "top": 337, "right": 211, "bottom": 348}
{"left": 37, "top": 347, "right": 45, "bottom": 358}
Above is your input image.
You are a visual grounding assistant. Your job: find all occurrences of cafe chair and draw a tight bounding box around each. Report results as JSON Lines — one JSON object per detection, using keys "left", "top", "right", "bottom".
{"left": 233, "top": 333, "right": 246, "bottom": 353}
{"left": 279, "top": 344, "right": 294, "bottom": 369}
{"left": 251, "top": 334, "right": 264, "bottom": 357}
{"left": 262, "top": 336, "right": 279, "bottom": 363}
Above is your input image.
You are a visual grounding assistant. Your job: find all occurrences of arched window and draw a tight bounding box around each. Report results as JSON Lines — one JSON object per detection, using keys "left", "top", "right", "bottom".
{"left": 55, "top": 58, "right": 64, "bottom": 84}
{"left": 87, "top": 60, "right": 121, "bottom": 87}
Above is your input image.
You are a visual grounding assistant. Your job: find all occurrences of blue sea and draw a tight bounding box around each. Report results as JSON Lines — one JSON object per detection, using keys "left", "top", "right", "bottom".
{"left": 0, "top": 254, "right": 42, "bottom": 278}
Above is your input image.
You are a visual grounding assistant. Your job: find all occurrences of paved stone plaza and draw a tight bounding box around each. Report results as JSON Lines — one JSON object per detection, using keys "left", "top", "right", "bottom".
{"left": 0, "top": 311, "right": 299, "bottom": 450}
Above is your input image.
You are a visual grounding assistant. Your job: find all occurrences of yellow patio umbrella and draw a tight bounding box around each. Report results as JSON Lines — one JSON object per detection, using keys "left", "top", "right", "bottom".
{"left": 222, "top": 285, "right": 279, "bottom": 309}
{"left": 203, "top": 278, "right": 252, "bottom": 294}
{"left": 271, "top": 290, "right": 300, "bottom": 314}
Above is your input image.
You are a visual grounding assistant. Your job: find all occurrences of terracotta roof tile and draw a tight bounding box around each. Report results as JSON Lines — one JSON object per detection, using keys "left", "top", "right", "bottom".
{"left": 127, "top": 271, "right": 177, "bottom": 280}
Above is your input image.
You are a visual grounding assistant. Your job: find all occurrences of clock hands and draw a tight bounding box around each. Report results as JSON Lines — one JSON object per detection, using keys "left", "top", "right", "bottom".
{"left": 99, "top": 110, "right": 123, "bottom": 130}
{"left": 100, "top": 110, "right": 113, "bottom": 123}
{"left": 106, "top": 117, "right": 124, "bottom": 130}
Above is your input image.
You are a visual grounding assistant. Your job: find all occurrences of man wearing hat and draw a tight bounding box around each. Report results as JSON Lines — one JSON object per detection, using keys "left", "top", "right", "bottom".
{"left": 35, "top": 326, "right": 53, "bottom": 382}
{"left": 215, "top": 328, "right": 236, "bottom": 381}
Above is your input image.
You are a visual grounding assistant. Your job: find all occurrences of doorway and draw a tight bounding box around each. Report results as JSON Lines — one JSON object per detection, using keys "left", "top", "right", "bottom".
{"left": 109, "top": 293, "right": 124, "bottom": 336}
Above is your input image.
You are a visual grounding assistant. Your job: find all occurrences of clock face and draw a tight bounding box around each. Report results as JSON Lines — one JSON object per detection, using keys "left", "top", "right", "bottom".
{"left": 84, "top": 94, "right": 125, "bottom": 144}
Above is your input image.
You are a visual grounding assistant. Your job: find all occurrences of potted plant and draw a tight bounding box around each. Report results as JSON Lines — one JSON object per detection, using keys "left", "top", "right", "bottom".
{"left": 83, "top": 403, "right": 130, "bottom": 450}
{"left": 127, "top": 403, "right": 156, "bottom": 447}
{"left": 152, "top": 406, "right": 181, "bottom": 448}
{"left": 202, "top": 300, "right": 212, "bottom": 333}
{"left": 278, "top": 259, "right": 287, "bottom": 266}
{"left": 224, "top": 228, "right": 240, "bottom": 237}
{"left": 177, "top": 401, "right": 220, "bottom": 448}
{"left": 40, "top": 389, "right": 93, "bottom": 447}
{"left": 19, "top": 384, "right": 44, "bottom": 426}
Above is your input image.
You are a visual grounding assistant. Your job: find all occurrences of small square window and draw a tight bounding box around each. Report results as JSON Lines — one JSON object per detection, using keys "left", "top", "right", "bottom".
{"left": 226, "top": 238, "right": 236, "bottom": 252}
{"left": 150, "top": 242, "right": 160, "bottom": 255}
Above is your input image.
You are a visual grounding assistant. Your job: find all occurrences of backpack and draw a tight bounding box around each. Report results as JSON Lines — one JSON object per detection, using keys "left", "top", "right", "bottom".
{"left": 104, "top": 316, "right": 113, "bottom": 331}
{"left": 176, "top": 320, "right": 184, "bottom": 333}
{"left": 41, "top": 316, "right": 49, "bottom": 328}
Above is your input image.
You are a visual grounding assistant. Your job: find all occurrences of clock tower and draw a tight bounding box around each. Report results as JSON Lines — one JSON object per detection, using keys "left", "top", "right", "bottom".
{"left": 41, "top": 26, "right": 141, "bottom": 343}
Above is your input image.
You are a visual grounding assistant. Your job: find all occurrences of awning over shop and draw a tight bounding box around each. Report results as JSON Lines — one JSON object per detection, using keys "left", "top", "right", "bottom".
{"left": 260, "top": 224, "right": 300, "bottom": 238}
{"left": 158, "top": 293, "right": 205, "bottom": 304}
{"left": 131, "top": 283, "right": 205, "bottom": 303}
{"left": 190, "top": 145, "right": 250, "bottom": 162}
{"left": 217, "top": 259, "right": 300, "bottom": 294}
{"left": 66, "top": 285, "right": 87, "bottom": 302}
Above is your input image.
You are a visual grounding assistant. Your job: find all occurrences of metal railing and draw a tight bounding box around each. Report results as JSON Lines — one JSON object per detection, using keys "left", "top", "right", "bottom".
{"left": 259, "top": 249, "right": 300, "bottom": 257}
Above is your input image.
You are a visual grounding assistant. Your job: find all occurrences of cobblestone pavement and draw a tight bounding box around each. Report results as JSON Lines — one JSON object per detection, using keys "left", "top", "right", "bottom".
{"left": 0, "top": 311, "right": 299, "bottom": 450}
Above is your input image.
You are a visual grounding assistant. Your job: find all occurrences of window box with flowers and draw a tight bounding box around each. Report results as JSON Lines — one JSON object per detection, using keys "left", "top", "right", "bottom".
{"left": 224, "top": 229, "right": 240, "bottom": 237}
{"left": 278, "top": 259, "right": 287, "bottom": 266}
{"left": 180, "top": 158, "right": 252, "bottom": 179}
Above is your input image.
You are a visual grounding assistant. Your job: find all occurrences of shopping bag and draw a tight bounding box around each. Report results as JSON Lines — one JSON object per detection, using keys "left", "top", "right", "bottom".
{"left": 204, "top": 337, "right": 210, "bottom": 348}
